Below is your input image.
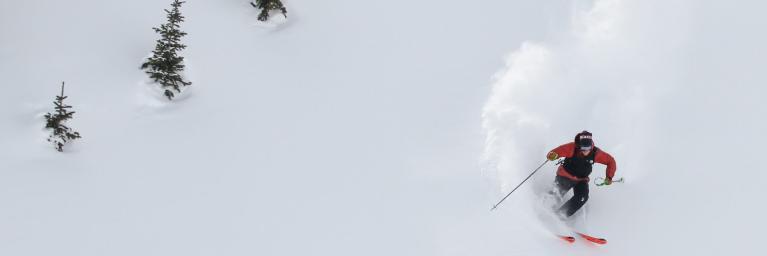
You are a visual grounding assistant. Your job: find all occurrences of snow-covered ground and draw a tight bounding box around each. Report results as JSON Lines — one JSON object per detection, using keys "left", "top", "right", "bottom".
{"left": 1, "top": 0, "right": 765, "bottom": 255}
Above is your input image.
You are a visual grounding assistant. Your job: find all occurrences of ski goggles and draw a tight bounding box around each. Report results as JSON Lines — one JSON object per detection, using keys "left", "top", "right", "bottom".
{"left": 577, "top": 138, "right": 593, "bottom": 151}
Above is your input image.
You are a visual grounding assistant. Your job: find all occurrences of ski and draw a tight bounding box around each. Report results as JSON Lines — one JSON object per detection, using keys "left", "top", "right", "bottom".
{"left": 576, "top": 232, "right": 607, "bottom": 245}
{"left": 558, "top": 235, "right": 576, "bottom": 243}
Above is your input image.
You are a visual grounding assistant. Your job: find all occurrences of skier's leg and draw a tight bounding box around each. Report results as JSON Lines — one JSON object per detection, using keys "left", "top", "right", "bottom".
{"left": 558, "top": 180, "right": 589, "bottom": 217}
{"left": 553, "top": 176, "right": 572, "bottom": 197}
{"left": 546, "top": 176, "right": 574, "bottom": 211}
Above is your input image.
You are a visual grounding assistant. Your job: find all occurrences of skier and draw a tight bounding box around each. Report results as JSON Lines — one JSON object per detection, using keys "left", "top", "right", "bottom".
{"left": 546, "top": 131, "right": 616, "bottom": 218}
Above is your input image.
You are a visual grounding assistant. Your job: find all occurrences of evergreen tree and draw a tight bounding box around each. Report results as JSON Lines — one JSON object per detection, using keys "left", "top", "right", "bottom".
{"left": 141, "top": 0, "right": 191, "bottom": 100}
{"left": 44, "top": 82, "right": 81, "bottom": 152}
{"left": 251, "top": 0, "right": 288, "bottom": 21}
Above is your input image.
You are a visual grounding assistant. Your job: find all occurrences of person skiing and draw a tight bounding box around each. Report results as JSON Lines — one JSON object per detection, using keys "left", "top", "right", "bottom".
{"left": 546, "top": 131, "right": 616, "bottom": 218}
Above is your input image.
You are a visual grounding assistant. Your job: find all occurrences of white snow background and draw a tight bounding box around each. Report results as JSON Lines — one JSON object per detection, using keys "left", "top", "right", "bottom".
{"left": 0, "top": 0, "right": 765, "bottom": 255}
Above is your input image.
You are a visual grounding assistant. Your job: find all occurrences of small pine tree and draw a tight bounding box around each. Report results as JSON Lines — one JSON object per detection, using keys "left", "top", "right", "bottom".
{"left": 44, "top": 82, "right": 81, "bottom": 152}
{"left": 141, "top": 0, "right": 192, "bottom": 100}
{"left": 251, "top": 0, "right": 288, "bottom": 21}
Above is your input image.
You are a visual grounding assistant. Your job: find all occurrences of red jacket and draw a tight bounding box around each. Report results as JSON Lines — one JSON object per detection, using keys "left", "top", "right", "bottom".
{"left": 549, "top": 142, "right": 616, "bottom": 181}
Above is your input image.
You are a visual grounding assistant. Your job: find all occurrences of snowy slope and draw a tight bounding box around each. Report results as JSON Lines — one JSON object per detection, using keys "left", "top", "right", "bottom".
{"left": 1, "top": 0, "right": 766, "bottom": 255}
{"left": 0, "top": 0, "right": 556, "bottom": 255}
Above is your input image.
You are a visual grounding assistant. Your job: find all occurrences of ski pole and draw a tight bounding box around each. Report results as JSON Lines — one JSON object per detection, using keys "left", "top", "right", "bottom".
{"left": 490, "top": 159, "right": 549, "bottom": 211}
{"left": 595, "top": 177, "right": 624, "bottom": 186}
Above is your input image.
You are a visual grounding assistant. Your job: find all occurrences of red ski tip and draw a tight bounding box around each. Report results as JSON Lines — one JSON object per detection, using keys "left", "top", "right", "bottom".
{"left": 558, "top": 235, "right": 575, "bottom": 243}
{"left": 576, "top": 232, "right": 607, "bottom": 245}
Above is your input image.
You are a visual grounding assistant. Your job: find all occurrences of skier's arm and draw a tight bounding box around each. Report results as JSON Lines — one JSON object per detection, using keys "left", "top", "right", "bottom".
{"left": 595, "top": 150, "right": 617, "bottom": 179}
{"left": 547, "top": 143, "right": 575, "bottom": 160}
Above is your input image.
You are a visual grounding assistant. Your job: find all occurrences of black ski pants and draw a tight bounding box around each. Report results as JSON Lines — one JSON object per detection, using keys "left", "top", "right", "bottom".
{"left": 553, "top": 175, "right": 589, "bottom": 217}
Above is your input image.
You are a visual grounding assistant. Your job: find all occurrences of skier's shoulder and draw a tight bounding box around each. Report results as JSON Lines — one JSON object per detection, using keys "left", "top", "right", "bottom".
{"left": 593, "top": 147, "right": 616, "bottom": 163}
{"left": 593, "top": 146, "right": 610, "bottom": 155}
{"left": 553, "top": 142, "right": 576, "bottom": 152}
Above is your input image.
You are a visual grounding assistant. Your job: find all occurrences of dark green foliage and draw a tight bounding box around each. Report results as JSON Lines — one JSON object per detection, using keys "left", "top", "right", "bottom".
{"left": 251, "top": 0, "right": 287, "bottom": 21}
{"left": 141, "top": 0, "right": 191, "bottom": 100}
{"left": 44, "top": 82, "right": 81, "bottom": 152}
